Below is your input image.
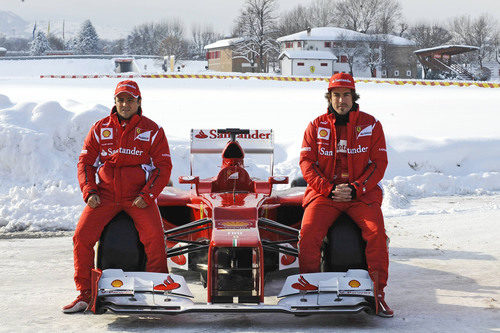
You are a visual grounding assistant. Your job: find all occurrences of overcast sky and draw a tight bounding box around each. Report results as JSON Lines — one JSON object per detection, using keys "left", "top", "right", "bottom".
{"left": 2, "top": 0, "right": 500, "bottom": 39}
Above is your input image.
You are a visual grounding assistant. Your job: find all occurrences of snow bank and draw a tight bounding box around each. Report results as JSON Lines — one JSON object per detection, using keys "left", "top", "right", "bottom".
{"left": 0, "top": 58, "right": 208, "bottom": 78}
{"left": 0, "top": 77, "right": 499, "bottom": 232}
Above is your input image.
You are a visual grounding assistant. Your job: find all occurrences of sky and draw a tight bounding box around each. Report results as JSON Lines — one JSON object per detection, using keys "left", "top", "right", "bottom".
{"left": 1, "top": 0, "right": 500, "bottom": 39}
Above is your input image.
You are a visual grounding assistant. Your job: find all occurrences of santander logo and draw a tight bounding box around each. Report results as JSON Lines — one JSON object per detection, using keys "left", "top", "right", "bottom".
{"left": 195, "top": 130, "right": 208, "bottom": 139}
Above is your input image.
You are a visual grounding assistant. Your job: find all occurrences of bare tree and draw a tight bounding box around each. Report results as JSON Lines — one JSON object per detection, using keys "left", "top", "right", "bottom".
{"left": 362, "top": 34, "right": 387, "bottom": 77}
{"left": 126, "top": 22, "right": 163, "bottom": 55}
{"left": 126, "top": 19, "right": 189, "bottom": 61}
{"left": 407, "top": 22, "right": 452, "bottom": 49}
{"left": 160, "top": 36, "right": 189, "bottom": 62}
{"left": 277, "top": 4, "right": 312, "bottom": 36}
{"left": 332, "top": 32, "right": 367, "bottom": 75}
{"left": 308, "top": 0, "right": 337, "bottom": 27}
{"left": 449, "top": 14, "right": 499, "bottom": 68}
{"left": 334, "top": 0, "right": 401, "bottom": 34}
{"left": 233, "top": 0, "right": 280, "bottom": 73}
{"left": 191, "top": 24, "right": 223, "bottom": 59}
{"left": 374, "top": 0, "right": 402, "bottom": 34}
{"left": 334, "top": 0, "right": 379, "bottom": 33}
{"left": 158, "top": 20, "right": 189, "bottom": 62}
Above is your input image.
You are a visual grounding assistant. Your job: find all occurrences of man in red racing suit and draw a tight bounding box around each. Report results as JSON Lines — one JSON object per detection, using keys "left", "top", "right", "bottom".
{"left": 63, "top": 80, "right": 172, "bottom": 313}
{"left": 298, "top": 73, "right": 393, "bottom": 317}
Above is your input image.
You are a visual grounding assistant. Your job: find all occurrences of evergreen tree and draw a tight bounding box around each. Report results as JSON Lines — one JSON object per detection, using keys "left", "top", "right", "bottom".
{"left": 29, "top": 30, "right": 50, "bottom": 55}
{"left": 75, "top": 19, "right": 100, "bottom": 54}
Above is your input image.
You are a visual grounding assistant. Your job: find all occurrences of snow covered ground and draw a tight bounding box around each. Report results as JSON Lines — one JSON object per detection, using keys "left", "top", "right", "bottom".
{"left": 0, "top": 60, "right": 499, "bottom": 331}
{"left": 0, "top": 196, "right": 498, "bottom": 332}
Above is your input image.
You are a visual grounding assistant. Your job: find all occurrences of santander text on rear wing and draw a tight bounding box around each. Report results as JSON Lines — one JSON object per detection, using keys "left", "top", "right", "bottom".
{"left": 189, "top": 129, "right": 274, "bottom": 175}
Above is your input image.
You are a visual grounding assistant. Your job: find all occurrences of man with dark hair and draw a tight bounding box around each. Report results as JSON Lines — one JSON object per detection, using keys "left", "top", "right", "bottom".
{"left": 299, "top": 72, "right": 393, "bottom": 317}
{"left": 63, "top": 80, "right": 172, "bottom": 313}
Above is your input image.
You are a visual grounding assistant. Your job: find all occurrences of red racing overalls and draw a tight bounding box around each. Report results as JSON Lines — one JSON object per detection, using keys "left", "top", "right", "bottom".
{"left": 299, "top": 105, "right": 389, "bottom": 293}
{"left": 74, "top": 106, "right": 172, "bottom": 291}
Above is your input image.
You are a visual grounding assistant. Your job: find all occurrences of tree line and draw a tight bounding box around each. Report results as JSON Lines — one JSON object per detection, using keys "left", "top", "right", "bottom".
{"left": 1, "top": 0, "right": 499, "bottom": 74}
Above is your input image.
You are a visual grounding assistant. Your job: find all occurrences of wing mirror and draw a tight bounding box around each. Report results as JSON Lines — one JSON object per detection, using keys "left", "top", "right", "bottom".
{"left": 268, "top": 176, "right": 289, "bottom": 185}
{"left": 179, "top": 176, "right": 199, "bottom": 184}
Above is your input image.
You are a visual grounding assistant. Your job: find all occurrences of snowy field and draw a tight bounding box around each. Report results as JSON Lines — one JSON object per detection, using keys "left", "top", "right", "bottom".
{"left": 0, "top": 60, "right": 499, "bottom": 331}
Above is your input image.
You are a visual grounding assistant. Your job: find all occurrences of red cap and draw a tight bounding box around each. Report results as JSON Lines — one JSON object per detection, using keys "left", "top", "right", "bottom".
{"left": 328, "top": 72, "right": 355, "bottom": 91}
{"left": 114, "top": 80, "right": 141, "bottom": 98}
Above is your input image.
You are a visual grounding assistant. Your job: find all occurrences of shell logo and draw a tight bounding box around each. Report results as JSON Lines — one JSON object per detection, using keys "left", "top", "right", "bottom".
{"left": 319, "top": 129, "right": 328, "bottom": 137}
{"left": 111, "top": 279, "right": 123, "bottom": 287}
{"left": 102, "top": 130, "right": 111, "bottom": 138}
{"left": 348, "top": 279, "right": 361, "bottom": 288}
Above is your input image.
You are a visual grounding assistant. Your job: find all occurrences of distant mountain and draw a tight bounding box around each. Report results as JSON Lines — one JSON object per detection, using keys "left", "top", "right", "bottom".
{"left": 0, "top": 10, "right": 129, "bottom": 41}
{"left": 0, "top": 11, "right": 30, "bottom": 38}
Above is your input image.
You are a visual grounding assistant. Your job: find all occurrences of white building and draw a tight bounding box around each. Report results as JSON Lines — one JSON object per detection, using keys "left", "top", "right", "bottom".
{"left": 278, "top": 50, "right": 337, "bottom": 76}
{"left": 277, "top": 27, "right": 417, "bottom": 78}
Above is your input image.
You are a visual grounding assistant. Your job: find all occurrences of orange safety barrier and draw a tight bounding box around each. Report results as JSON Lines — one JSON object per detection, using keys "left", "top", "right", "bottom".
{"left": 39, "top": 74, "right": 500, "bottom": 88}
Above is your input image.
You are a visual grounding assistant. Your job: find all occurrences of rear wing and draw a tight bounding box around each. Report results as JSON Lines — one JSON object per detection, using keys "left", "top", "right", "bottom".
{"left": 190, "top": 129, "right": 274, "bottom": 176}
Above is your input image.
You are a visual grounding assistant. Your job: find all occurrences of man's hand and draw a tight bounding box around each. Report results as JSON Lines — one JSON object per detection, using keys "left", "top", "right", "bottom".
{"left": 87, "top": 194, "right": 101, "bottom": 208}
{"left": 132, "top": 196, "right": 148, "bottom": 209}
{"left": 330, "top": 183, "right": 354, "bottom": 202}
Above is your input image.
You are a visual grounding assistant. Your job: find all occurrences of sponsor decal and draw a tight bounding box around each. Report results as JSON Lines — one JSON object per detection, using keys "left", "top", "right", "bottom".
{"left": 291, "top": 275, "right": 318, "bottom": 291}
{"left": 101, "top": 147, "right": 144, "bottom": 157}
{"left": 347, "top": 145, "right": 368, "bottom": 154}
{"left": 281, "top": 254, "right": 296, "bottom": 266}
{"left": 195, "top": 129, "right": 271, "bottom": 140}
{"left": 135, "top": 129, "right": 151, "bottom": 142}
{"left": 317, "top": 127, "right": 330, "bottom": 140}
{"left": 301, "top": 147, "right": 312, "bottom": 152}
{"left": 153, "top": 276, "right": 181, "bottom": 291}
{"left": 100, "top": 128, "right": 113, "bottom": 140}
{"left": 357, "top": 124, "right": 374, "bottom": 138}
{"left": 337, "top": 139, "right": 347, "bottom": 153}
{"left": 333, "top": 78, "right": 352, "bottom": 83}
{"left": 320, "top": 121, "right": 328, "bottom": 125}
{"left": 195, "top": 130, "right": 208, "bottom": 139}
{"left": 319, "top": 147, "right": 334, "bottom": 156}
{"left": 220, "top": 221, "right": 250, "bottom": 228}
{"left": 348, "top": 280, "right": 361, "bottom": 288}
{"left": 170, "top": 255, "right": 187, "bottom": 266}
{"left": 228, "top": 172, "right": 239, "bottom": 180}
{"left": 340, "top": 290, "right": 373, "bottom": 296}
{"left": 80, "top": 149, "right": 88, "bottom": 154}
{"left": 111, "top": 280, "right": 123, "bottom": 288}
{"left": 379, "top": 148, "right": 387, "bottom": 152}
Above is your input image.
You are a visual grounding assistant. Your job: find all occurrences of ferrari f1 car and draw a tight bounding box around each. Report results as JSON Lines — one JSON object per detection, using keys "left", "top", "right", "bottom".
{"left": 89, "top": 128, "right": 383, "bottom": 316}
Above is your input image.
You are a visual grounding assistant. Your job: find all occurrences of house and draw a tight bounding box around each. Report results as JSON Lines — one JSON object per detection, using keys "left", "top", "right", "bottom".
{"left": 277, "top": 27, "right": 417, "bottom": 78}
{"left": 278, "top": 50, "right": 336, "bottom": 76}
{"left": 204, "top": 37, "right": 265, "bottom": 73}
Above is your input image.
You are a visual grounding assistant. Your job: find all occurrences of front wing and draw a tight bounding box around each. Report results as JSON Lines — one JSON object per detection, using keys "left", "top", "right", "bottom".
{"left": 92, "top": 269, "right": 375, "bottom": 315}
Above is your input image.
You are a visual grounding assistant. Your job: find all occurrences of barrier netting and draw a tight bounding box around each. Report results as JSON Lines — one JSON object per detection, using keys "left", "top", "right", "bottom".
{"left": 39, "top": 74, "right": 500, "bottom": 88}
